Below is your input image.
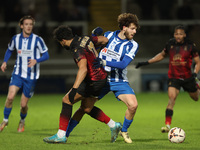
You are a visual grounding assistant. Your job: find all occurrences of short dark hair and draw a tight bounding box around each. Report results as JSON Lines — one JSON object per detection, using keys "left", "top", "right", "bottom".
{"left": 53, "top": 25, "right": 74, "bottom": 41}
{"left": 117, "top": 13, "right": 140, "bottom": 30}
{"left": 19, "top": 15, "right": 35, "bottom": 26}
{"left": 174, "top": 24, "right": 186, "bottom": 32}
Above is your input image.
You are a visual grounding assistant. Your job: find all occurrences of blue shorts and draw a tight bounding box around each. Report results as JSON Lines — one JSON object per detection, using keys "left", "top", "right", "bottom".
{"left": 9, "top": 74, "right": 37, "bottom": 98}
{"left": 98, "top": 82, "right": 135, "bottom": 100}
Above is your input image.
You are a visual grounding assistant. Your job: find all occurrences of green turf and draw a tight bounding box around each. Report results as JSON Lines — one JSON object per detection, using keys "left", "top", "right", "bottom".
{"left": 0, "top": 92, "right": 200, "bottom": 150}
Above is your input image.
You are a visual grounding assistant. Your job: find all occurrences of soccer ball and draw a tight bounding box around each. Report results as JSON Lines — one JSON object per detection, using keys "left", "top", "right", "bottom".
{"left": 168, "top": 127, "right": 185, "bottom": 143}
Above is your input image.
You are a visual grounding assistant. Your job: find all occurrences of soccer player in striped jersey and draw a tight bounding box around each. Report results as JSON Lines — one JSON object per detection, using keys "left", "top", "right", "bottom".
{"left": 136, "top": 25, "right": 200, "bottom": 133}
{"left": 0, "top": 16, "right": 49, "bottom": 132}
{"left": 43, "top": 25, "right": 122, "bottom": 144}
{"left": 66, "top": 13, "right": 140, "bottom": 144}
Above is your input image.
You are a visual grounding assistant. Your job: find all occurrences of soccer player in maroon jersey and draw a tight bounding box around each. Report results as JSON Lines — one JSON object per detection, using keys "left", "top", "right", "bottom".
{"left": 43, "top": 25, "right": 122, "bottom": 143}
{"left": 136, "top": 25, "right": 200, "bottom": 133}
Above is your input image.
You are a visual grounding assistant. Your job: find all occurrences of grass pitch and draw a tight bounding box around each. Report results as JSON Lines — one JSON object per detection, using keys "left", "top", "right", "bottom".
{"left": 0, "top": 92, "right": 200, "bottom": 150}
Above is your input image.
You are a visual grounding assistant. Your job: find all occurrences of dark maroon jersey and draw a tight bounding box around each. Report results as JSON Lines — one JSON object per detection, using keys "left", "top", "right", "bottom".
{"left": 69, "top": 35, "right": 107, "bottom": 81}
{"left": 163, "top": 38, "right": 199, "bottom": 79}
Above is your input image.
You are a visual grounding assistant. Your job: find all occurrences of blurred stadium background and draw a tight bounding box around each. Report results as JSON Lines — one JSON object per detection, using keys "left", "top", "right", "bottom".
{"left": 0, "top": 0, "right": 200, "bottom": 94}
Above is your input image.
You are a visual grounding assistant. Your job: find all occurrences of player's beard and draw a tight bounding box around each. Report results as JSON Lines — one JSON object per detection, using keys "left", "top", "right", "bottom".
{"left": 124, "top": 31, "right": 133, "bottom": 40}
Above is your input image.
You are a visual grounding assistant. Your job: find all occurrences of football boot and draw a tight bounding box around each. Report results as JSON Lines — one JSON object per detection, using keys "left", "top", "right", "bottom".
{"left": 43, "top": 134, "right": 67, "bottom": 144}
{"left": 110, "top": 122, "right": 122, "bottom": 143}
{"left": 120, "top": 131, "right": 132, "bottom": 143}
{"left": 0, "top": 121, "right": 8, "bottom": 132}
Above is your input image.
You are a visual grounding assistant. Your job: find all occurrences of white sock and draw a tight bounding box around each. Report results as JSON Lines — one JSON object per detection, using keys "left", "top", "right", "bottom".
{"left": 20, "top": 119, "right": 25, "bottom": 123}
{"left": 3, "top": 119, "right": 8, "bottom": 123}
{"left": 107, "top": 119, "right": 115, "bottom": 128}
{"left": 57, "top": 129, "right": 66, "bottom": 138}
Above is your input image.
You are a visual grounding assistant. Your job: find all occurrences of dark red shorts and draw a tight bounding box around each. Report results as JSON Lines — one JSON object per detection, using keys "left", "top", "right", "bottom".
{"left": 77, "top": 77, "right": 107, "bottom": 97}
{"left": 168, "top": 77, "right": 197, "bottom": 92}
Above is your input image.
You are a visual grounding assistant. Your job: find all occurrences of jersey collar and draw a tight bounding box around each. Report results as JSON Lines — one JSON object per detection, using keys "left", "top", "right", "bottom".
{"left": 20, "top": 32, "right": 33, "bottom": 39}
{"left": 115, "top": 30, "right": 129, "bottom": 42}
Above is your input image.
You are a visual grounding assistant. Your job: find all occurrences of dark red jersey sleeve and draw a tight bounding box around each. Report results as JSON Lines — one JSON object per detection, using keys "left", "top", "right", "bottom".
{"left": 91, "top": 36, "right": 98, "bottom": 45}
{"left": 73, "top": 48, "right": 86, "bottom": 64}
{"left": 191, "top": 43, "right": 199, "bottom": 57}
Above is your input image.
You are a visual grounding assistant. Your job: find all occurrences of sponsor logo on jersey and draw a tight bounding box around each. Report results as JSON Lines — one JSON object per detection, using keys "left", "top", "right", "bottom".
{"left": 18, "top": 50, "right": 22, "bottom": 54}
{"left": 101, "top": 47, "right": 107, "bottom": 53}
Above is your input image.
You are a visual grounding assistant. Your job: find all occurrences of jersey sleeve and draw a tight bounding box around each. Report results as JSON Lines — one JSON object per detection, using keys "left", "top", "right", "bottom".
{"left": 8, "top": 36, "right": 16, "bottom": 51}
{"left": 106, "top": 55, "right": 132, "bottom": 69}
{"left": 37, "top": 37, "right": 48, "bottom": 53}
{"left": 163, "top": 41, "right": 170, "bottom": 54}
{"left": 3, "top": 49, "right": 13, "bottom": 62}
{"left": 104, "top": 31, "right": 112, "bottom": 38}
{"left": 74, "top": 48, "right": 86, "bottom": 63}
{"left": 91, "top": 36, "right": 98, "bottom": 45}
{"left": 36, "top": 51, "right": 49, "bottom": 63}
{"left": 191, "top": 43, "right": 199, "bottom": 57}
{"left": 125, "top": 41, "right": 139, "bottom": 59}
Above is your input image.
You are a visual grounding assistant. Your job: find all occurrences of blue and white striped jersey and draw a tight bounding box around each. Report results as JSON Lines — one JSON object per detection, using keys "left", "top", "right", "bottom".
{"left": 8, "top": 32, "right": 48, "bottom": 80}
{"left": 99, "top": 30, "right": 138, "bottom": 82}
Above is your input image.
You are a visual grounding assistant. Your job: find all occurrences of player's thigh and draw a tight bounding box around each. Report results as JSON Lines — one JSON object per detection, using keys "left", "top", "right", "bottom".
{"left": 7, "top": 85, "right": 20, "bottom": 100}
{"left": 188, "top": 91, "right": 199, "bottom": 101}
{"left": 98, "top": 82, "right": 110, "bottom": 100}
{"left": 168, "top": 87, "right": 179, "bottom": 100}
{"left": 8, "top": 74, "right": 22, "bottom": 99}
{"left": 118, "top": 94, "right": 138, "bottom": 108}
{"left": 80, "top": 97, "right": 98, "bottom": 113}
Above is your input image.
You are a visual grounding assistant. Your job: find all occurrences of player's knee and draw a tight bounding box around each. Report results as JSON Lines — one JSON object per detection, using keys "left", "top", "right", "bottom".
{"left": 20, "top": 102, "right": 28, "bottom": 109}
{"left": 62, "top": 95, "right": 71, "bottom": 104}
{"left": 129, "top": 102, "right": 138, "bottom": 112}
{"left": 6, "top": 96, "right": 14, "bottom": 105}
{"left": 79, "top": 105, "right": 92, "bottom": 113}
{"left": 83, "top": 107, "right": 92, "bottom": 113}
{"left": 168, "top": 94, "right": 176, "bottom": 101}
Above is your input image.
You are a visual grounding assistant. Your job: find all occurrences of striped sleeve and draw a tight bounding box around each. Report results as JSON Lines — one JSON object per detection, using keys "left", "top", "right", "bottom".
{"left": 37, "top": 36, "right": 48, "bottom": 53}
{"left": 125, "top": 40, "right": 139, "bottom": 59}
{"left": 8, "top": 35, "right": 17, "bottom": 51}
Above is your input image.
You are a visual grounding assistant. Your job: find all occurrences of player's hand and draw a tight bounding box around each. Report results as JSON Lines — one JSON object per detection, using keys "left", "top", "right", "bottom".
{"left": 92, "top": 27, "right": 103, "bottom": 36}
{"left": 93, "top": 58, "right": 106, "bottom": 69}
{"left": 28, "top": 59, "right": 37, "bottom": 67}
{"left": 68, "top": 88, "right": 77, "bottom": 103}
{"left": 1, "top": 62, "right": 7, "bottom": 72}
{"left": 135, "top": 61, "right": 149, "bottom": 69}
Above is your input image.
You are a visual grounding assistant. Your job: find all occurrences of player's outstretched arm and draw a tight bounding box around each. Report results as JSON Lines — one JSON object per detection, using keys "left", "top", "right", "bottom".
{"left": 135, "top": 61, "right": 149, "bottom": 68}
{"left": 95, "top": 36, "right": 108, "bottom": 47}
{"left": 93, "top": 55, "right": 132, "bottom": 70}
{"left": 136, "top": 50, "right": 166, "bottom": 69}
{"left": 106, "top": 55, "right": 132, "bottom": 69}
